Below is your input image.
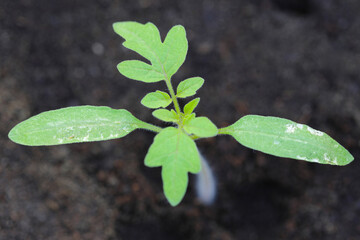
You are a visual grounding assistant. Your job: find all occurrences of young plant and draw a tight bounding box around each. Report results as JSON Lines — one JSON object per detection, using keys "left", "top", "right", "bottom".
{"left": 8, "top": 21, "right": 354, "bottom": 206}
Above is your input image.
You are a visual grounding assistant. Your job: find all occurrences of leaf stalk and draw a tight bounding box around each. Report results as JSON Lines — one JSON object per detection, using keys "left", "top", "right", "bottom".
{"left": 138, "top": 122, "right": 163, "bottom": 133}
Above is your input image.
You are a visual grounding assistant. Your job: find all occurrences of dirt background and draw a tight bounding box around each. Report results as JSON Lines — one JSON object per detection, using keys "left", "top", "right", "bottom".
{"left": 1, "top": 0, "right": 360, "bottom": 239}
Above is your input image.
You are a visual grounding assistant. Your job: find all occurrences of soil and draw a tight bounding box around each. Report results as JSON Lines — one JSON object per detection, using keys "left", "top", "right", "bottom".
{"left": 1, "top": 0, "right": 360, "bottom": 239}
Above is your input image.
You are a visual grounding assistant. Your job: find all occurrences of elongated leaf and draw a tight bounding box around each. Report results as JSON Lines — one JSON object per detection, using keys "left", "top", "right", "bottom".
{"left": 221, "top": 115, "right": 354, "bottom": 166}
{"left": 176, "top": 77, "right": 204, "bottom": 98}
{"left": 162, "top": 25, "right": 188, "bottom": 78}
{"left": 184, "top": 98, "right": 200, "bottom": 115}
{"left": 8, "top": 106, "right": 145, "bottom": 146}
{"left": 117, "top": 60, "right": 164, "bottom": 83}
{"left": 141, "top": 90, "right": 172, "bottom": 109}
{"left": 145, "top": 127, "right": 201, "bottom": 206}
{"left": 113, "top": 22, "right": 188, "bottom": 82}
{"left": 152, "top": 109, "right": 178, "bottom": 122}
{"left": 184, "top": 117, "right": 218, "bottom": 138}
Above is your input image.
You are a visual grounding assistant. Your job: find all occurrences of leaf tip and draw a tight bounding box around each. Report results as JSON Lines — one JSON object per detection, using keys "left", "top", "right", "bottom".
{"left": 8, "top": 126, "right": 18, "bottom": 143}
{"left": 338, "top": 151, "right": 354, "bottom": 166}
{"left": 8, "top": 124, "right": 34, "bottom": 146}
{"left": 167, "top": 196, "right": 182, "bottom": 207}
{"left": 112, "top": 22, "right": 119, "bottom": 31}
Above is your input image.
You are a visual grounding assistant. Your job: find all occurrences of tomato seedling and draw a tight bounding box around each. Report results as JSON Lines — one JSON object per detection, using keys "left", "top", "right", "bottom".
{"left": 9, "top": 21, "right": 354, "bottom": 206}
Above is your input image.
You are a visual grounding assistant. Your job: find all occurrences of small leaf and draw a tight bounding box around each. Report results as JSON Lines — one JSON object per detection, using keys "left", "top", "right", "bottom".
{"left": 162, "top": 25, "right": 188, "bottom": 79}
{"left": 183, "top": 113, "right": 196, "bottom": 123}
{"left": 8, "top": 106, "right": 145, "bottom": 146}
{"left": 113, "top": 22, "right": 188, "bottom": 81}
{"left": 117, "top": 60, "right": 164, "bottom": 83}
{"left": 153, "top": 109, "right": 178, "bottom": 122}
{"left": 184, "top": 117, "right": 218, "bottom": 138}
{"left": 184, "top": 98, "right": 200, "bottom": 115}
{"left": 141, "top": 90, "right": 172, "bottom": 109}
{"left": 176, "top": 77, "right": 204, "bottom": 98}
{"left": 221, "top": 115, "right": 354, "bottom": 166}
{"left": 145, "top": 127, "right": 201, "bottom": 206}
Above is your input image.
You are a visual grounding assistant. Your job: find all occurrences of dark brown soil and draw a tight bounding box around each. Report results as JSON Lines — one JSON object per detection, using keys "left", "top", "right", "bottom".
{"left": 1, "top": 0, "right": 360, "bottom": 239}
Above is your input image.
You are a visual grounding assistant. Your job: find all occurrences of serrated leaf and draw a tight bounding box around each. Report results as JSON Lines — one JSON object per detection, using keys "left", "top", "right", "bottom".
{"left": 184, "top": 117, "right": 218, "bottom": 138}
{"left": 113, "top": 21, "right": 161, "bottom": 65}
{"left": 113, "top": 22, "right": 188, "bottom": 82}
{"left": 184, "top": 98, "right": 200, "bottom": 115}
{"left": 117, "top": 60, "right": 164, "bottom": 83}
{"left": 141, "top": 90, "right": 172, "bottom": 109}
{"left": 176, "top": 77, "right": 204, "bottom": 98}
{"left": 222, "top": 115, "right": 354, "bottom": 166}
{"left": 153, "top": 109, "right": 178, "bottom": 122}
{"left": 8, "top": 106, "right": 145, "bottom": 146}
{"left": 145, "top": 127, "right": 200, "bottom": 206}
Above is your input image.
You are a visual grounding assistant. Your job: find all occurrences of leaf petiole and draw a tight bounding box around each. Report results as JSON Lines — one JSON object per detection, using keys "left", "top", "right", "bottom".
{"left": 137, "top": 121, "right": 163, "bottom": 133}
{"left": 217, "top": 127, "right": 231, "bottom": 135}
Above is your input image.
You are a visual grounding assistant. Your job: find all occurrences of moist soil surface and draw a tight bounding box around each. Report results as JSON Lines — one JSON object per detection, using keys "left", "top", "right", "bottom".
{"left": 1, "top": 0, "right": 360, "bottom": 239}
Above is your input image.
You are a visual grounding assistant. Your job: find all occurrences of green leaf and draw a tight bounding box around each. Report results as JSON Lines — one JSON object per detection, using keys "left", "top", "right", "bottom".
{"left": 184, "top": 98, "right": 200, "bottom": 115}
{"left": 152, "top": 109, "right": 178, "bottom": 122}
{"left": 162, "top": 25, "right": 188, "bottom": 79}
{"left": 221, "top": 115, "right": 354, "bottom": 166}
{"left": 145, "top": 127, "right": 200, "bottom": 206}
{"left": 184, "top": 117, "right": 218, "bottom": 138}
{"left": 113, "top": 22, "right": 188, "bottom": 82}
{"left": 117, "top": 60, "right": 164, "bottom": 83}
{"left": 184, "top": 113, "right": 196, "bottom": 122}
{"left": 8, "top": 106, "right": 145, "bottom": 146}
{"left": 113, "top": 22, "right": 161, "bottom": 65}
{"left": 176, "top": 77, "right": 204, "bottom": 98}
{"left": 141, "top": 90, "right": 172, "bottom": 109}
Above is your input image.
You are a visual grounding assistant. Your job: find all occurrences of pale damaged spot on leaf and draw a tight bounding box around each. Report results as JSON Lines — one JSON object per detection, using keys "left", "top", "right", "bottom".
{"left": 285, "top": 124, "right": 296, "bottom": 133}
{"left": 296, "top": 155, "right": 308, "bottom": 161}
{"left": 297, "top": 155, "right": 320, "bottom": 163}
{"left": 286, "top": 123, "right": 305, "bottom": 134}
{"left": 312, "top": 158, "right": 320, "bottom": 163}
{"left": 324, "top": 153, "right": 337, "bottom": 164}
{"left": 307, "top": 126, "right": 324, "bottom": 136}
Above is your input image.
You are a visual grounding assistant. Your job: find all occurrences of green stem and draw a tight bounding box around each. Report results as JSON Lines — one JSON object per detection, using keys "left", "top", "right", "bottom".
{"left": 190, "top": 135, "right": 201, "bottom": 140}
{"left": 139, "top": 122, "right": 163, "bottom": 133}
{"left": 164, "top": 79, "right": 181, "bottom": 116}
{"left": 217, "top": 127, "right": 230, "bottom": 135}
